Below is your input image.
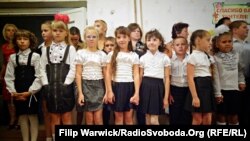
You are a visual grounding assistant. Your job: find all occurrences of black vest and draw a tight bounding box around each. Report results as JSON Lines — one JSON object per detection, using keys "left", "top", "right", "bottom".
{"left": 45, "top": 45, "right": 75, "bottom": 113}
{"left": 14, "top": 52, "right": 38, "bottom": 115}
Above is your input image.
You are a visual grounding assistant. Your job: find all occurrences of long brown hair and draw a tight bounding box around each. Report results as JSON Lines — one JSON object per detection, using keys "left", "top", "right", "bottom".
{"left": 111, "top": 26, "right": 133, "bottom": 77}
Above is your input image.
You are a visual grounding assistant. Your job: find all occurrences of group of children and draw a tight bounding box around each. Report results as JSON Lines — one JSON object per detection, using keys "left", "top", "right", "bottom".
{"left": 0, "top": 14, "right": 249, "bottom": 141}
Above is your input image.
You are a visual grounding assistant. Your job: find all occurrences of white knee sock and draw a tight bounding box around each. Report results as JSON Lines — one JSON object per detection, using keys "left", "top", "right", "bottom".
{"left": 216, "top": 121, "right": 226, "bottom": 125}
{"left": 52, "top": 134, "right": 55, "bottom": 141}
{"left": 29, "top": 115, "right": 39, "bottom": 141}
{"left": 19, "top": 115, "right": 29, "bottom": 141}
{"left": 229, "top": 122, "right": 239, "bottom": 125}
{"left": 46, "top": 137, "right": 53, "bottom": 141}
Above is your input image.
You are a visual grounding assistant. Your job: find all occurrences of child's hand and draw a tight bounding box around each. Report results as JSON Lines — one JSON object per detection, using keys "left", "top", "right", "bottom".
{"left": 168, "top": 94, "right": 174, "bottom": 105}
{"left": 192, "top": 97, "right": 200, "bottom": 108}
{"left": 130, "top": 94, "right": 139, "bottom": 105}
{"left": 215, "top": 96, "right": 223, "bottom": 104}
{"left": 239, "top": 84, "right": 246, "bottom": 91}
{"left": 103, "top": 93, "right": 108, "bottom": 104}
{"left": 163, "top": 98, "right": 169, "bottom": 109}
{"left": 15, "top": 93, "right": 27, "bottom": 101}
{"left": 11, "top": 92, "right": 18, "bottom": 97}
{"left": 107, "top": 91, "right": 115, "bottom": 104}
{"left": 78, "top": 93, "right": 84, "bottom": 106}
{"left": 20, "top": 92, "right": 31, "bottom": 97}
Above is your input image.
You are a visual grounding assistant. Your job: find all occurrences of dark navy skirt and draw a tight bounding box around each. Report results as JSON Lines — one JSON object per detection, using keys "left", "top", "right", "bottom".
{"left": 185, "top": 77, "right": 216, "bottom": 113}
{"left": 111, "top": 81, "right": 135, "bottom": 112}
{"left": 139, "top": 77, "right": 165, "bottom": 115}
{"left": 216, "top": 90, "right": 240, "bottom": 115}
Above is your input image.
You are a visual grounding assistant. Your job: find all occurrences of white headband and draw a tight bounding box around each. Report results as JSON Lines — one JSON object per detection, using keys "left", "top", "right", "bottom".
{"left": 214, "top": 24, "right": 230, "bottom": 36}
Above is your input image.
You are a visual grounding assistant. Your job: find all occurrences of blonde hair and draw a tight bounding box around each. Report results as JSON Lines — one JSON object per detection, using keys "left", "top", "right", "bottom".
{"left": 51, "top": 20, "right": 70, "bottom": 45}
{"left": 42, "top": 20, "right": 52, "bottom": 29}
{"left": 2, "top": 23, "right": 18, "bottom": 41}
{"left": 83, "top": 26, "right": 99, "bottom": 49}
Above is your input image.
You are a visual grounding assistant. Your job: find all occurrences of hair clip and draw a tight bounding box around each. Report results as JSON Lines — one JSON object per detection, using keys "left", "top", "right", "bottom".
{"left": 54, "top": 13, "right": 70, "bottom": 24}
{"left": 214, "top": 24, "right": 230, "bottom": 36}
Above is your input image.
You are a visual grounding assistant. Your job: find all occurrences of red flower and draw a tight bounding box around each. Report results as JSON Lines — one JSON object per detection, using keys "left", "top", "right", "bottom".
{"left": 54, "top": 13, "right": 70, "bottom": 24}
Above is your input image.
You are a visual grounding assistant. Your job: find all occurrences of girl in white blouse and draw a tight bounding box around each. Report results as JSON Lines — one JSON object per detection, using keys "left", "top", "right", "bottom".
{"left": 185, "top": 29, "right": 216, "bottom": 125}
{"left": 139, "top": 29, "right": 171, "bottom": 125}
{"left": 105, "top": 26, "right": 140, "bottom": 125}
{"left": 40, "top": 14, "right": 76, "bottom": 140}
{"left": 75, "top": 26, "right": 107, "bottom": 125}
{"left": 212, "top": 28, "right": 245, "bottom": 125}
{"left": 5, "top": 29, "right": 41, "bottom": 141}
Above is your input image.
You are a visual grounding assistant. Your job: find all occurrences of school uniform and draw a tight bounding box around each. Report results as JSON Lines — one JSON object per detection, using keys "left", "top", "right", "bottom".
{"left": 5, "top": 48, "right": 42, "bottom": 115}
{"left": 185, "top": 50, "right": 216, "bottom": 113}
{"left": 40, "top": 41, "right": 76, "bottom": 113}
{"left": 75, "top": 49, "right": 106, "bottom": 112}
{"left": 170, "top": 53, "right": 191, "bottom": 125}
{"left": 213, "top": 49, "right": 245, "bottom": 115}
{"left": 139, "top": 50, "right": 170, "bottom": 115}
{"left": 107, "top": 51, "right": 139, "bottom": 112}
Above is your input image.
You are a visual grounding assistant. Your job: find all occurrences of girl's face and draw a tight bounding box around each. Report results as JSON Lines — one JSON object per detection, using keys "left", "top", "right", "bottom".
{"left": 41, "top": 24, "right": 52, "bottom": 42}
{"left": 5, "top": 26, "right": 16, "bottom": 41}
{"left": 116, "top": 34, "right": 130, "bottom": 51}
{"left": 217, "top": 34, "right": 233, "bottom": 53}
{"left": 104, "top": 40, "right": 115, "bottom": 53}
{"left": 173, "top": 38, "right": 188, "bottom": 56}
{"left": 85, "top": 30, "right": 98, "bottom": 49}
{"left": 16, "top": 37, "right": 30, "bottom": 51}
{"left": 52, "top": 28, "right": 68, "bottom": 43}
{"left": 70, "top": 34, "right": 80, "bottom": 47}
{"left": 130, "top": 28, "right": 141, "bottom": 41}
{"left": 198, "top": 33, "right": 211, "bottom": 52}
{"left": 178, "top": 27, "right": 189, "bottom": 39}
{"left": 146, "top": 36, "right": 162, "bottom": 53}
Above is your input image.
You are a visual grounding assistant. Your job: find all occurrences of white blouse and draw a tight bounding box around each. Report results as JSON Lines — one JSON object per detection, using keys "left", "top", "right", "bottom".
{"left": 107, "top": 51, "right": 139, "bottom": 82}
{"left": 188, "top": 50, "right": 214, "bottom": 77}
{"left": 40, "top": 41, "right": 76, "bottom": 85}
{"left": 4, "top": 48, "right": 42, "bottom": 94}
{"left": 140, "top": 50, "right": 171, "bottom": 79}
{"left": 75, "top": 49, "right": 107, "bottom": 80}
{"left": 171, "top": 53, "right": 189, "bottom": 87}
{"left": 213, "top": 50, "right": 245, "bottom": 97}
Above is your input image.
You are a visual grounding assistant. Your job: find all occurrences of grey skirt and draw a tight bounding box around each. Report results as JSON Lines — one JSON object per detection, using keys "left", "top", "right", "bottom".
{"left": 80, "top": 79, "right": 105, "bottom": 112}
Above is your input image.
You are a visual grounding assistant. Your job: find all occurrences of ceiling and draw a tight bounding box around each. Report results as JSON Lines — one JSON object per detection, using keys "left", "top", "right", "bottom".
{"left": 0, "top": 0, "right": 87, "bottom": 15}
{"left": 0, "top": 0, "right": 87, "bottom": 8}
